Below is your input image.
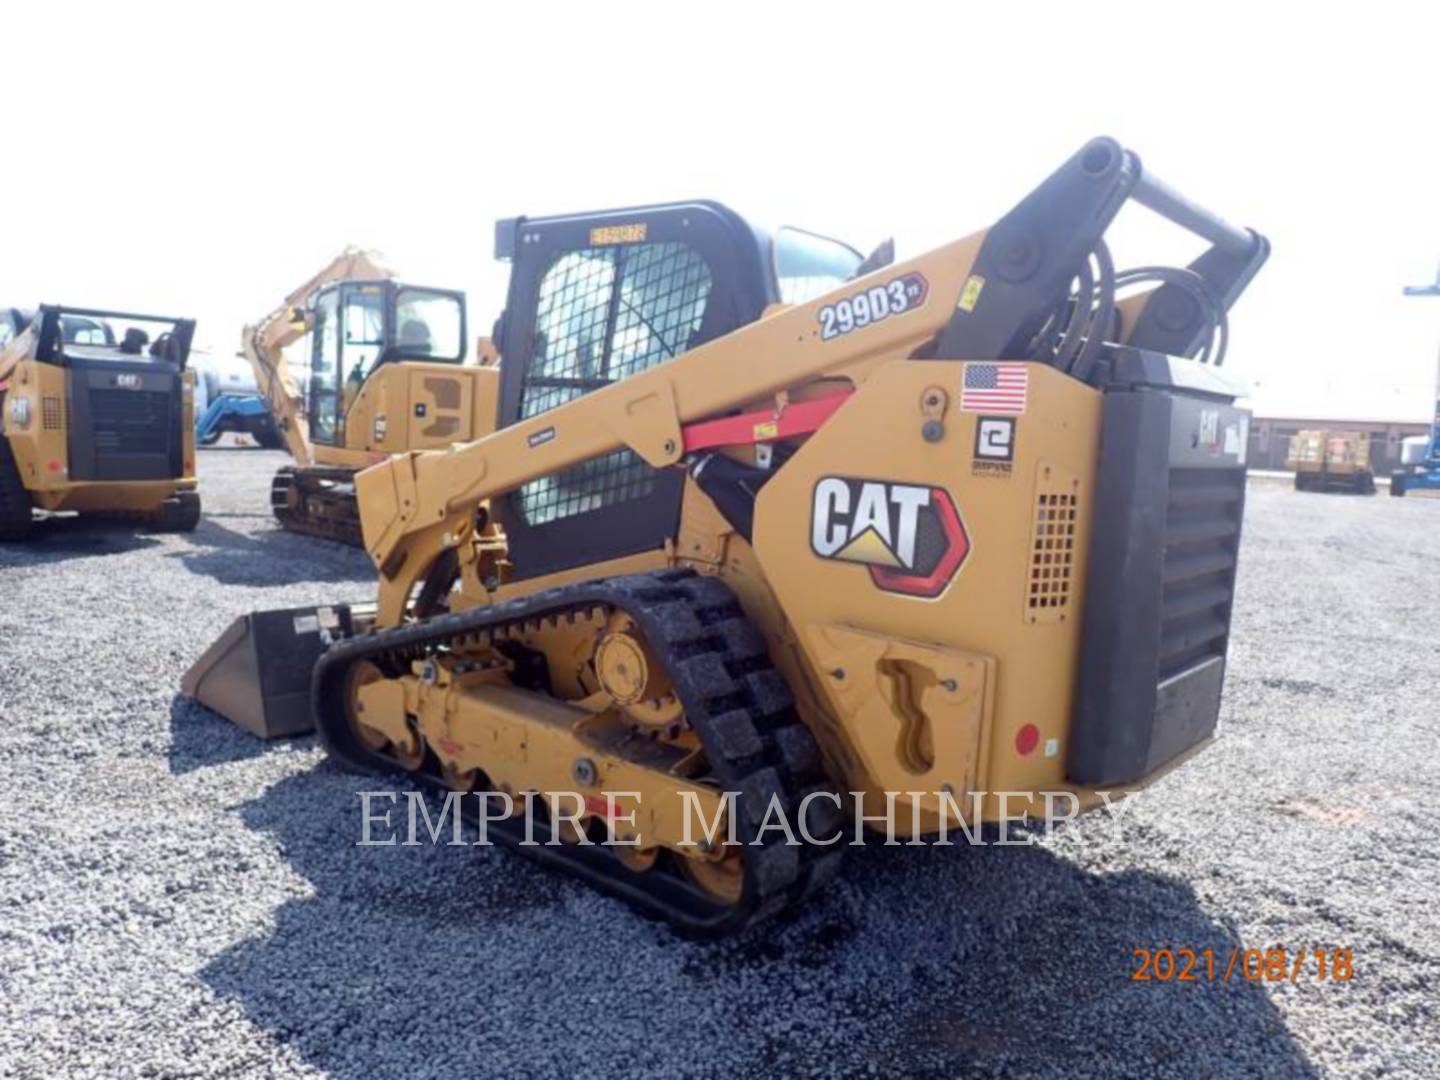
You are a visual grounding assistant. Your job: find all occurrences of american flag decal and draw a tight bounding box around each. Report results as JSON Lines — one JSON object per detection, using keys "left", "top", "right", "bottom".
{"left": 960, "top": 362, "right": 1028, "bottom": 414}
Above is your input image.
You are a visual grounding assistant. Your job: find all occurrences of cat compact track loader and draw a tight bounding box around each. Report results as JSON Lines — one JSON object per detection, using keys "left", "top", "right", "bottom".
{"left": 186, "top": 137, "right": 1269, "bottom": 935}
{"left": 244, "top": 249, "right": 495, "bottom": 545}
{"left": 0, "top": 306, "right": 199, "bottom": 539}
{"left": 1287, "top": 430, "right": 1376, "bottom": 493}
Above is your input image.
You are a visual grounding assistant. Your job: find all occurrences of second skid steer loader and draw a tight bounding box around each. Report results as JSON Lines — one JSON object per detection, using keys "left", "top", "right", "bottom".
{"left": 187, "top": 137, "right": 1269, "bottom": 935}
{"left": 1, "top": 306, "right": 200, "bottom": 539}
{"left": 1287, "top": 430, "right": 1376, "bottom": 493}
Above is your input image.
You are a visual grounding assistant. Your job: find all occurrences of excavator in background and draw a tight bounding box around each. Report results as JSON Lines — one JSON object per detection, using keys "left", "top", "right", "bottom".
{"left": 242, "top": 248, "right": 493, "bottom": 545}
{"left": 1, "top": 305, "right": 200, "bottom": 539}
{"left": 186, "top": 137, "right": 1269, "bottom": 935}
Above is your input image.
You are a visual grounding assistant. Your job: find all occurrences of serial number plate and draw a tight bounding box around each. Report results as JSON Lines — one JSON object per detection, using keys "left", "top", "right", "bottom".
{"left": 590, "top": 223, "right": 647, "bottom": 246}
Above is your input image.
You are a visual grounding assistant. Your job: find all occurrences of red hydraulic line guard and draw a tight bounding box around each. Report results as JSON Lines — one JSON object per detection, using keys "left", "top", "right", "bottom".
{"left": 681, "top": 389, "right": 853, "bottom": 453}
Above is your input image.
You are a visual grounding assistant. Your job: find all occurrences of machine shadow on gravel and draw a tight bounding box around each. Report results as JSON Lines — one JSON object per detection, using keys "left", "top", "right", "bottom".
{"left": 168, "top": 695, "right": 275, "bottom": 774}
{"left": 0, "top": 514, "right": 161, "bottom": 564}
{"left": 198, "top": 776, "right": 1317, "bottom": 1078}
{"left": 199, "top": 772, "right": 573, "bottom": 1077}
{"left": 169, "top": 518, "right": 371, "bottom": 586}
{"left": 829, "top": 842, "right": 1319, "bottom": 1077}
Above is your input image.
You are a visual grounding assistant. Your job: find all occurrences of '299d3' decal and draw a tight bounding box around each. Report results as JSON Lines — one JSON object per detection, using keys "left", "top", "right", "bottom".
{"left": 811, "top": 477, "right": 969, "bottom": 598}
{"left": 818, "top": 272, "right": 928, "bottom": 341}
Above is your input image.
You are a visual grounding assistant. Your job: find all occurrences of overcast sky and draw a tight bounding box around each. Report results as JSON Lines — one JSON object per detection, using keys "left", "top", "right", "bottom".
{"left": 5, "top": 2, "right": 1440, "bottom": 421}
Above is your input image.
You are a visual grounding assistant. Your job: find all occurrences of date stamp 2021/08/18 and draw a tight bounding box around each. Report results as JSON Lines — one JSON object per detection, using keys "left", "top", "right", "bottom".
{"left": 1132, "top": 948, "right": 1355, "bottom": 983}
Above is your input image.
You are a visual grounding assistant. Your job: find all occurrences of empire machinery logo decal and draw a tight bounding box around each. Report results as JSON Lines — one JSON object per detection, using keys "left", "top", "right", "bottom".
{"left": 810, "top": 477, "right": 970, "bottom": 597}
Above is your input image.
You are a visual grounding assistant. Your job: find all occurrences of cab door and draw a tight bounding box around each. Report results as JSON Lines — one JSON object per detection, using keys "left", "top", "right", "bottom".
{"left": 493, "top": 202, "right": 775, "bottom": 580}
{"left": 307, "top": 286, "right": 342, "bottom": 446}
{"left": 391, "top": 285, "right": 471, "bottom": 449}
{"left": 308, "top": 283, "right": 386, "bottom": 448}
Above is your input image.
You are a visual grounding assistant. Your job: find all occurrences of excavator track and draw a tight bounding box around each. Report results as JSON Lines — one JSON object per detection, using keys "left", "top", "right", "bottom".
{"left": 312, "top": 569, "right": 844, "bottom": 936}
{"left": 271, "top": 465, "right": 365, "bottom": 548}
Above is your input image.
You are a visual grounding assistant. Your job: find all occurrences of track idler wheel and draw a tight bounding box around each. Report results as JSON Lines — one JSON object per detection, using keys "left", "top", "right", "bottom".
{"left": 345, "top": 659, "right": 424, "bottom": 769}
{"left": 614, "top": 843, "right": 659, "bottom": 874}
{"left": 683, "top": 845, "right": 745, "bottom": 905}
{"left": 593, "top": 611, "right": 683, "bottom": 730}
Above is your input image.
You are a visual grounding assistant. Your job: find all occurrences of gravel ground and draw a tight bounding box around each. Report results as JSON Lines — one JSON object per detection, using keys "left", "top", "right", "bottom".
{"left": 1, "top": 449, "right": 1437, "bottom": 1079}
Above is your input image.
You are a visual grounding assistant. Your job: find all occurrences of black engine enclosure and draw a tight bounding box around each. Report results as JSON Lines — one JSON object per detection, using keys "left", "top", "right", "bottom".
{"left": 1069, "top": 349, "right": 1250, "bottom": 786}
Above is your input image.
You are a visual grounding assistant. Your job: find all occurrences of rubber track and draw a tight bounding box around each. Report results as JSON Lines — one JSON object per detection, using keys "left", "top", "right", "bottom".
{"left": 312, "top": 569, "right": 844, "bottom": 936}
{"left": 271, "top": 465, "right": 365, "bottom": 548}
{"left": 0, "top": 434, "right": 35, "bottom": 541}
{"left": 151, "top": 490, "right": 201, "bottom": 532}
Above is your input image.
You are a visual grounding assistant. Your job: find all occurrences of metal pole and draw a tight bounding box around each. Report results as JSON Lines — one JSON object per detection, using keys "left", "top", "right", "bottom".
{"left": 1402, "top": 271, "right": 1440, "bottom": 461}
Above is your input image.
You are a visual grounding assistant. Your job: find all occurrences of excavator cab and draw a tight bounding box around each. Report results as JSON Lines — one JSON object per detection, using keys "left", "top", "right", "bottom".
{"left": 305, "top": 280, "right": 466, "bottom": 447}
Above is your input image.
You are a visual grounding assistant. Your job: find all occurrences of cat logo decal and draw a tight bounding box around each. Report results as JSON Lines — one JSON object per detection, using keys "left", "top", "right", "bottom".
{"left": 810, "top": 477, "right": 969, "bottom": 598}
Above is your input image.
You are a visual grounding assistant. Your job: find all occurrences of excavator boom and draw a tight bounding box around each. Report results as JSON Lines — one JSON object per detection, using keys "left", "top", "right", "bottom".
{"left": 240, "top": 247, "right": 393, "bottom": 466}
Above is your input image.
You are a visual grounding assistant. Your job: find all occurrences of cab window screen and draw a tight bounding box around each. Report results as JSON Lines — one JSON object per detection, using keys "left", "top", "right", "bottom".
{"left": 516, "top": 241, "right": 712, "bottom": 526}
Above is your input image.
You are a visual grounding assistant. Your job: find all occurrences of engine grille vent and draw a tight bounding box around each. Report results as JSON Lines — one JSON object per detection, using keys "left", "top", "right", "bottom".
{"left": 1027, "top": 466, "right": 1079, "bottom": 622}
{"left": 42, "top": 396, "right": 64, "bottom": 430}
{"left": 1158, "top": 467, "right": 1244, "bottom": 679}
{"left": 90, "top": 388, "right": 172, "bottom": 454}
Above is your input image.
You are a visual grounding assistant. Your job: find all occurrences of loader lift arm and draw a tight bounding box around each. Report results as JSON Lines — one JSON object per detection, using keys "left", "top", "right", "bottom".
{"left": 240, "top": 246, "right": 392, "bottom": 465}
{"left": 357, "top": 137, "right": 1269, "bottom": 628}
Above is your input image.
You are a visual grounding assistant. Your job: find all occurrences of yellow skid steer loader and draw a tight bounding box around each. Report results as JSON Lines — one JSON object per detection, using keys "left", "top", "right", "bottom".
{"left": 186, "top": 137, "right": 1269, "bottom": 935}
{"left": 1, "top": 306, "right": 200, "bottom": 539}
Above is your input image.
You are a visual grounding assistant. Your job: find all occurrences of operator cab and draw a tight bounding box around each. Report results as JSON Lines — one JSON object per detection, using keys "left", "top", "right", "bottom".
{"left": 490, "top": 200, "right": 872, "bottom": 579}
{"left": 25, "top": 306, "right": 194, "bottom": 368}
{"left": 1, "top": 307, "right": 137, "bottom": 354}
{"left": 306, "top": 280, "right": 467, "bottom": 446}
{"left": 60, "top": 312, "right": 118, "bottom": 348}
